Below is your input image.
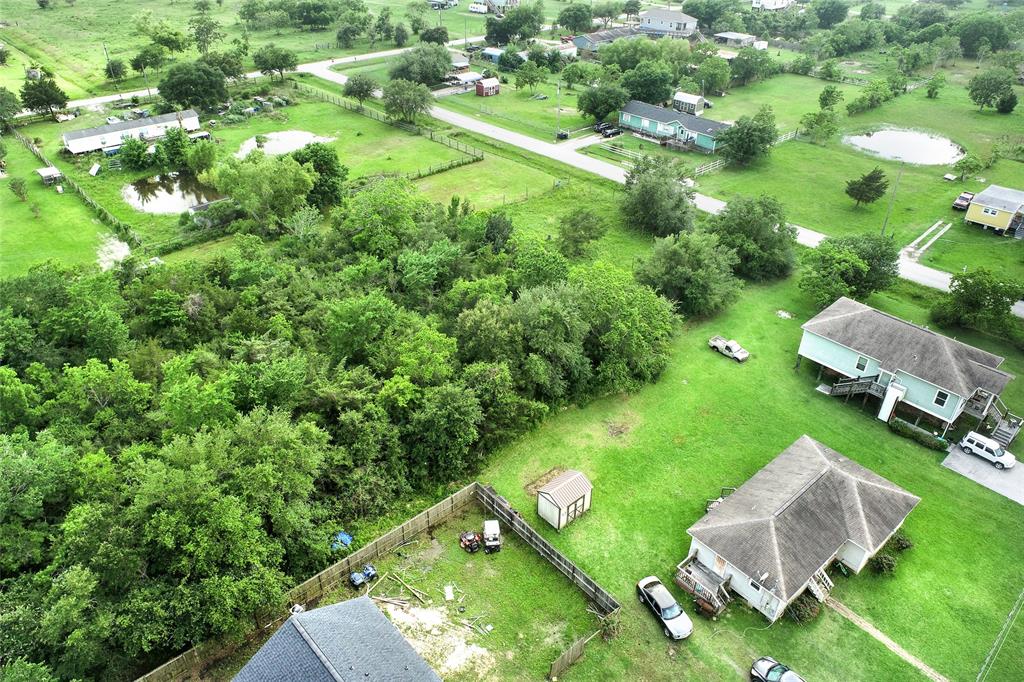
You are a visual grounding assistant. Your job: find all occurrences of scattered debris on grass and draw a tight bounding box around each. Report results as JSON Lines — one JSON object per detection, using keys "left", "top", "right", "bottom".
{"left": 384, "top": 603, "right": 496, "bottom": 678}
{"left": 606, "top": 421, "right": 630, "bottom": 437}
{"left": 776, "top": 310, "right": 793, "bottom": 319}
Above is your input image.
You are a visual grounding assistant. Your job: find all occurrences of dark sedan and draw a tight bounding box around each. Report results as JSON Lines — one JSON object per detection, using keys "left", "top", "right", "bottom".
{"left": 636, "top": 576, "right": 693, "bottom": 640}
{"left": 751, "top": 657, "right": 806, "bottom": 682}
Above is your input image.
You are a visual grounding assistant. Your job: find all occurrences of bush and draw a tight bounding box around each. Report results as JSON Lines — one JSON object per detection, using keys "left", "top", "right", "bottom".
{"left": 786, "top": 592, "right": 822, "bottom": 624}
{"left": 870, "top": 552, "right": 898, "bottom": 575}
{"left": 887, "top": 530, "right": 913, "bottom": 552}
{"left": 888, "top": 417, "right": 949, "bottom": 451}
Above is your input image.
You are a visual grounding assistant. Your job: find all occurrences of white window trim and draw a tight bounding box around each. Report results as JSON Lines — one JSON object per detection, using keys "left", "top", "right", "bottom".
{"left": 856, "top": 356, "right": 869, "bottom": 371}
{"left": 934, "top": 390, "right": 949, "bottom": 408}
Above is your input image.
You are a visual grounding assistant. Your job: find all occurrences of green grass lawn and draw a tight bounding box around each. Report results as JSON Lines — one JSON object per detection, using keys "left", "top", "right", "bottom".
{"left": 201, "top": 506, "right": 600, "bottom": 681}
{"left": 435, "top": 78, "right": 593, "bottom": 141}
{"left": 414, "top": 154, "right": 559, "bottom": 209}
{"left": 0, "top": 41, "right": 89, "bottom": 99}
{"left": 477, "top": 270, "right": 1024, "bottom": 682}
{"left": 708, "top": 74, "right": 863, "bottom": 131}
{"left": 0, "top": 140, "right": 109, "bottom": 276}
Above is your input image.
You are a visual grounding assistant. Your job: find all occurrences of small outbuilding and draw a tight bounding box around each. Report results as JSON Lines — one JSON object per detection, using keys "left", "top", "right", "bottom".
{"left": 537, "top": 469, "right": 592, "bottom": 530}
{"left": 35, "top": 167, "right": 63, "bottom": 185}
{"left": 476, "top": 77, "right": 501, "bottom": 97}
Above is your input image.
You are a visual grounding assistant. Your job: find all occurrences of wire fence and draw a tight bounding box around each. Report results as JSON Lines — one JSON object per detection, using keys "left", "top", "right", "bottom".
{"left": 8, "top": 127, "right": 142, "bottom": 247}
{"left": 135, "top": 482, "right": 620, "bottom": 682}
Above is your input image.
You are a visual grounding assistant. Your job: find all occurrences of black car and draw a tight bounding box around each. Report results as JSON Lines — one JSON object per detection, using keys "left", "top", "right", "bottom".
{"left": 750, "top": 657, "right": 806, "bottom": 682}
{"left": 601, "top": 127, "right": 621, "bottom": 138}
{"left": 593, "top": 122, "right": 613, "bottom": 133}
{"left": 636, "top": 576, "right": 694, "bottom": 640}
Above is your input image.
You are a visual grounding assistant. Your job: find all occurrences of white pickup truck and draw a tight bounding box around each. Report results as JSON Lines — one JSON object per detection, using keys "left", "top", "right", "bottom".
{"left": 708, "top": 336, "right": 749, "bottom": 362}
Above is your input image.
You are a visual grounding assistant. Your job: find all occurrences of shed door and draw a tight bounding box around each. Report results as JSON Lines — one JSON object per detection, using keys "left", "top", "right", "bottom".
{"left": 565, "top": 495, "right": 586, "bottom": 524}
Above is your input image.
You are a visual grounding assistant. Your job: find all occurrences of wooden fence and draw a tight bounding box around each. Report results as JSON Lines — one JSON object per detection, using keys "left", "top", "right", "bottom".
{"left": 548, "top": 629, "right": 602, "bottom": 680}
{"left": 8, "top": 128, "right": 141, "bottom": 246}
{"left": 136, "top": 482, "right": 620, "bottom": 681}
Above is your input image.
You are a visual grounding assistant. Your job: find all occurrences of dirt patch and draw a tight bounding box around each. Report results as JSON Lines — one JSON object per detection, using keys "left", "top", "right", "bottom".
{"left": 525, "top": 467, "right": 566, "bottom": 497}
{"left": 96, "top": 234, "right": 130, "bottom": 270}
{"left": 384, "top": 603, "right": 496, "bottom": 678}
{"left": 841, "top": 60, "right": 861, "bottom": 66}
{"left": 606, "top": 421, "right": 631, "bottom": 437}
{"left": 776, "top": 309, "right": 793, "bottom": 319}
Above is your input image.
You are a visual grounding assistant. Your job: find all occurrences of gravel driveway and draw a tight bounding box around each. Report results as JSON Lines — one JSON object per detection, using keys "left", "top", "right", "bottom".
{"left": 942, "top": 446, "right": 1024, "bottom": 505}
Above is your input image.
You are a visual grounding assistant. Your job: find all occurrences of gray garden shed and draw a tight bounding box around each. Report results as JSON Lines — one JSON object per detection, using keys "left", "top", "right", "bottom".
{"left": 537, "top": 470, "right": 593, "bottom": 530}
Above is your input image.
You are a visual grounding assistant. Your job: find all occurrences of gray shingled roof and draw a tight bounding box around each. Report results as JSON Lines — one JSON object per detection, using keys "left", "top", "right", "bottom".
{"left": 972, "top": 185, "right": 1024, "bottom": 213}
{"left": 538, "top": 469, "right": 592, "bottom": 507}
{"left": 63, "top": 110, "right": 199, "bottom": 142}
{"left": 803, "top": 297, "right": 1012, "bottom": 398}
{"left": 621, "top": 100, "right": 731, "bottom": 137}
{"left": 640, "top": 8, "right": 698, "bottom": 23}
{"left": 688, "top": 436, "right": 920, "bottom": 602}
{"left": 234, "top": 597, "right": 440, "bottom": 682}
{"left": 585, "top": 26, "right": 643, "bottom": 45}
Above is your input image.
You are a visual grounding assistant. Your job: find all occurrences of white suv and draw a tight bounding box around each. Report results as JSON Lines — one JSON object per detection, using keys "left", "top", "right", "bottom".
{"left": 960, "top": 432, "right": 1017, "bottom": 470}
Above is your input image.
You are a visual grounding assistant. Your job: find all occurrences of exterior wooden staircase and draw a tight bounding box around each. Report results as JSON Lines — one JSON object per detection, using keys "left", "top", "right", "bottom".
{"left": 990, "top": 397, "right": 1022, "bottom": 446}
{"left": 806, "top": 568, "right": 834, "bottom": 602}
{"left": 828, "top": 375, "right": 886, "bottom": 399}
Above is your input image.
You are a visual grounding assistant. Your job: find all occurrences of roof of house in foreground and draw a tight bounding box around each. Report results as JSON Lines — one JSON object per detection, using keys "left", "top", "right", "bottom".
{"left": 234, "top": 596, "right": 440, "bottom": 682}
{"left": 972, "top": 185, "right": 1024, "bottom": 212}
{"left": 640, "top": 8, "right": 698, "bottom": 23}
{"left": 621, "top": 100, "right": 731, "bottom": 137}
{"left": 802, "top": 297, "right": 1012, "bottom": 398}
{"left": 63, "top": 110, "right": 199, "bottom": 142}
{"left": 688, "top": 436, "right": 920, "bottom": 602}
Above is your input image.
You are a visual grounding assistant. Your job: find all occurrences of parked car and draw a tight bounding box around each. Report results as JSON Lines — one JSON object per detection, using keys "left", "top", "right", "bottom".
{"left": 750, "top": 657, "right": 805, "bottom": 682}
{"left": 594, "top": 122, "right": 613, "bottom": 133}
{"left": 636, "top": 576, "right": 693, "bottom": 640}
{"left": 960, "top": 431, "right": 1017, "bottom": 470}
{"left": 709, "top": 335, "right": 749, "bottom": 362}
{"left": 105, "top": 116, "right": 122, "bottom": 125}
{"left": 601, "top": 127, "right": 621, "bottom": 138}
{"left": 952, "top": 191, "right": 975, "bottom": 210}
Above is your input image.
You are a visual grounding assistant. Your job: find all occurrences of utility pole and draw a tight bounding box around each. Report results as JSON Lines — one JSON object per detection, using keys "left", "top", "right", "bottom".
{"left": 880, "top": 163, "right": 904, "bottom": 237}
{"left": 555, "top": 80, "right": 561, "bottom": 140}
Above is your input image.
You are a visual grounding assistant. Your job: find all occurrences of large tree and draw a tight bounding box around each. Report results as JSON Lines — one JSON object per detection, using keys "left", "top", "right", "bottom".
{"left": 202, "top": 153, "right": 315, "bottom": 225}
{"left": 932, "top": 268, "right": 1024, "bottom": 331}
{"left": 730, "top": 48, "right": 777, "bottom": 85}
{"left": 253, "top": 44, "right": 298, "bottom": 80}
{"left": 382, "top": 79, "right": 433, "bottom": 123}
{"left": 343, "top": 73, "right": 378, "bottom": 107}
{"left": 291, "top": 142, "right": 348, "bottom": 210}
{"left": 558, "top": 2, "right": 593, "bottom": 33}
{"left": 189, "top": 4, "right": 226, "bottom": 55}
{"left": 799, "top": 235, "right": 899, "bottom": 307}
{"left": 967, "top": 67, "right": 1015, "bottom": 110}
{"left": 158, "top": 61, "right": 227, "bottom": 110}
{"left": 621, "top": 160, "right": 694, "bottom": 237}
{"left": 716, "top": 105, "right": 777, "bottom": 165}
{"left": 845, "top": 167, "right": 889, "bottom": 206}
{"left": 621, "top": 59, "right": 674, "bottom": 104}
{"left": 694, "top": 56, "right": 731, "bottom": 95}
{"left": 0, "top": 86, "right": 21, "bottom": 125}
{"left": 811, "top": 0, "right": 849, "bottom": 28}
{"left": 707, "top": 194, "right": 797, "bottom": 280}
{"left": 576, "top": 82, "right": 629, "bottom": 122}
{"left": 20, "top": 77, "right": 67, "bottom": 119}
{"left": 954, "top": 12, "right": 1010, "bottom": 57}
{"left": 389, "top": 43, "right": 452, "bottom": 85}
{"left": 635, "top": 230, "right": 742, "bottom": 317}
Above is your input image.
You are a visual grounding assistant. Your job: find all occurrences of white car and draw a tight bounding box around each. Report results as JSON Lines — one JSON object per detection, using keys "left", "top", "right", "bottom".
{"left": 960, "top": 431, "right": 1017, "bottom": 470}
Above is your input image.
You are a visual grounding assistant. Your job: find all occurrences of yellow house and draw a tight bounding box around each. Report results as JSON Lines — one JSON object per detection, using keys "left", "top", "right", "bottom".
{"left": 966, "top": 185, "right": 1024, "bottom": 233}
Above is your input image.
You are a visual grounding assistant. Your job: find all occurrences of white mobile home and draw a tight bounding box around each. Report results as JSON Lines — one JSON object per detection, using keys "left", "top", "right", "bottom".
{"left": 62, "top": 110, "right": 200, "bottom": 155}
{"left": 537, "top": 470, "right": 592, "bottom": 530}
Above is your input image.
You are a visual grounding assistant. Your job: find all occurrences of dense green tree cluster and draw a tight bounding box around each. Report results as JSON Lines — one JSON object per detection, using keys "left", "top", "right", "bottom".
{"left": 0, "top": 179, "right": 676, "bottom": 680}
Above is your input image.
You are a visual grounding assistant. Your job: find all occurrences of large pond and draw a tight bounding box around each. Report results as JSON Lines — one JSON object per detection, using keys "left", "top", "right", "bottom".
{"left": 843, "top": 129, "right": 964, "bottom": 165}
{"left": 235, "top": 130, "right": 336, "bottom": 158}
{"left": 121, "top": 173, "right": 223, "bottom": 214}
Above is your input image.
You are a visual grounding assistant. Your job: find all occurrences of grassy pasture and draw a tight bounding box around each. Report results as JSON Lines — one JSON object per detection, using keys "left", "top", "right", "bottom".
{"left": 0, "top": 139, "right": 109, "bottom": 276}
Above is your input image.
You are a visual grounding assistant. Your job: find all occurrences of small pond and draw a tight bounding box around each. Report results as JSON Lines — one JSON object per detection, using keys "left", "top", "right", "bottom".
{"left": 121, "top": 173, "right": 223, "bottom": 214}
{"left": 842, "top": 129, "right": 964, "bottom": 165}
{"left": 235, "top": 130, "right": 336, "bottom": 158}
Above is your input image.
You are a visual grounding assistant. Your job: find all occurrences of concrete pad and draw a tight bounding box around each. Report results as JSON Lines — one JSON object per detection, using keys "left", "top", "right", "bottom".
{"left": 942, "top": 446, "right": 1024, "bottom": 505}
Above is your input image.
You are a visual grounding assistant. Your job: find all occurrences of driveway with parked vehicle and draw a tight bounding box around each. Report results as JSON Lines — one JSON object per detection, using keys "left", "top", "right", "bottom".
{"left": 942, "top": 446, "right": 1024, "bottom": 506}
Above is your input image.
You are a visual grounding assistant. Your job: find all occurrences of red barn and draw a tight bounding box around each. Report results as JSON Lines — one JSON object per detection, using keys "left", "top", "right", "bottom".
{"left": 476, "top": 77, "right": 500, "bottom": 97}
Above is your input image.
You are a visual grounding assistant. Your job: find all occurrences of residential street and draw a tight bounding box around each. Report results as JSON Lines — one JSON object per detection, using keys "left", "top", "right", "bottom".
{"left": 53, "top": 48, "right": 1024, "bottom": 316}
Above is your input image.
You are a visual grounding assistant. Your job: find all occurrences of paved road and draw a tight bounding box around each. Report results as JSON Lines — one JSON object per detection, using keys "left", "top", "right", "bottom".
{"left": 54, "top": 45, "right": 1024, "bottom": 316}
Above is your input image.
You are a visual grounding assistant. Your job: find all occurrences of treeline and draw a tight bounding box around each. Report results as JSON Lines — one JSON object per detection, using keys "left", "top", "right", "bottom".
{"left": 0, "top": 178, "right": 675, "bottom": 680}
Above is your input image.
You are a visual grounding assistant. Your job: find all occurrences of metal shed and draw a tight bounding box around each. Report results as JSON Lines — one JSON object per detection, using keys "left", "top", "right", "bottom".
{"left": 537, "top": 470, "right": 592, "bottom": 530}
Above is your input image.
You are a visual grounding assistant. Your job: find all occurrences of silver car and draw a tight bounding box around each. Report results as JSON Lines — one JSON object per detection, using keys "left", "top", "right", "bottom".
{"left": 636, "top": 576, "right": 693, "bottom": 640}
{"left": 751, "top": 657, "right": 805, "bottom": 682}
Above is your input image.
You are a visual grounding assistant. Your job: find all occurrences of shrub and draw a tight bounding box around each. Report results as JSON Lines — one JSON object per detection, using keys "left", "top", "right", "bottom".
{"left": 888, "top": 417, "right": 949, "bottom": 451}
{"left": 786, "top": 592, "right": 822, "bottom": 624}
{"left": 888, "top": 530, "right": 913, "bottom": 552}
{"left": 870, "top": 552, "right": 898, "bottom": 575}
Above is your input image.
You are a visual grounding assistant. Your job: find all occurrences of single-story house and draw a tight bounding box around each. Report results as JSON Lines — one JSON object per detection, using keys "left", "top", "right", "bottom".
{"left": 572, "top": 27, "right": 644, "bottom": 57}
{"left": 752, "top": 0, "right": 795, "bottom": 10}
{"left": 537, "top": 469, "right": 593, "bottom": 530}
{"left": 235, "top": 597, "right": 440, "bottom": 681}
{"left": 638, "top": 9, "right": 698, "bottom": 37}
{"left": 62, "top": 110, "right": 200, "bottom": 155}
{"left": 35, "top": 166, "right": 63, "bottom": 185}
{"left": 797, "top": 297, "right": 1017, "bottom": 442}
{"left": 450, "top": 52, "right": 471, "bottom": 72}
{"left": 476, "top": 77, "right": 500, "bottom": 96}
{"left": 965, "top": 185, "right": 1024, "bottom": 234}
{"left": 672, "top": 91, "right": 709, "bottom": 116}
{"left": 678, "top": 436, "right": 920, "bottom": 622}
{"left": 618, "top": 100, "right": 731, "bottom": 152}
{"left": 481, "top": 46, "right": 505, "bottom": 64}
{"left": 714, "top": 31, "right": 756, "bottom": 47}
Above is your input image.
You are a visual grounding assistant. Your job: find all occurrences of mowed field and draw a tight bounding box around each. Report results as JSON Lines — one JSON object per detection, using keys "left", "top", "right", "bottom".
{"left": 479, "top": 271, "right": 1024, "bottom": 682}
{"left": 0, "top": 140, "right": 108, "bottom": 276}
{"left": 0, "top": 0, "right": 580, "bottom": 97}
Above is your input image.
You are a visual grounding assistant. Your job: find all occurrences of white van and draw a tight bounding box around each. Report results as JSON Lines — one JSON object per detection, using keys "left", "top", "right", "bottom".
{"left": 469, "top": 2, "right": 488, "bottom": 13}
{"left": 960, "top": 431, "right": 1017, "bottom": 470}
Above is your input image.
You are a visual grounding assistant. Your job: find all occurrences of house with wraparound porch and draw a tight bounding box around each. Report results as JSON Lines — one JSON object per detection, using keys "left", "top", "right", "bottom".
{"left": 618, "top": 100, "right": 730, "bottom": 153}
{"left": 796, "top": 297, "right": 1019, "bottom": 445}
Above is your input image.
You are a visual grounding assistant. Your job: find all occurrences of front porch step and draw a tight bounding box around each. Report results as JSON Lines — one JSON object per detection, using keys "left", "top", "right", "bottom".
{"left": 816, "top": 384, "right": 833, "bottom": 395}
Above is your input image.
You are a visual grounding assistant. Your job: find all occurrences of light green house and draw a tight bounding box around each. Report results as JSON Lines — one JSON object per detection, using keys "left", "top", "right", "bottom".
{"left": 797, "top": 297, "right": 1018, "bottom": 443}
{"left": 617, "top": 100, "right": 730, "bottom": 153}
